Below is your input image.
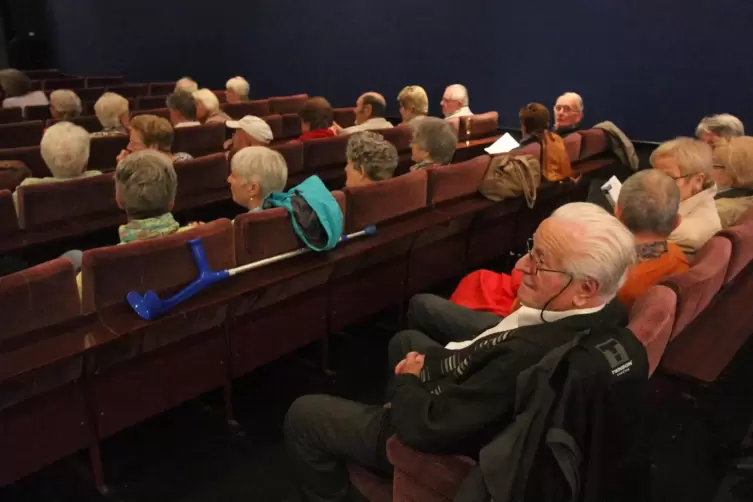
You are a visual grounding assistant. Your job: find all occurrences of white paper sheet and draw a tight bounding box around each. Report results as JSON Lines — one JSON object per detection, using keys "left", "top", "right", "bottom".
{"left": 601, "top": 176, "right": 622, "bottom": 208}
{"left": 484, "top": 133, "right": 520, "bottom": 155}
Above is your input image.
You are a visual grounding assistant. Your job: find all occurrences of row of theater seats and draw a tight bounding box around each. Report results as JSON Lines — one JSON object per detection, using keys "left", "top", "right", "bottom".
{"left": 0, "top": 127, "right": 605, "bottom": 255}
{"left": 0, "top": 154, "right": 601, "bottom": 490}
{"left": 348, "top": 203, "right": 753, "bottom": 501}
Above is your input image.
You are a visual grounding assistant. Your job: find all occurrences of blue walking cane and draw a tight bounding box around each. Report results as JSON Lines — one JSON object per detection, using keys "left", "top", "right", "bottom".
{"left": 127, "top": 225, "right": 377, "bottom": 320}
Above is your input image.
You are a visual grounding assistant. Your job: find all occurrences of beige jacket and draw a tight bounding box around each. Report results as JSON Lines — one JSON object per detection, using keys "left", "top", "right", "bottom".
{"left": 669, "top": 185, "right": 722, "bottom": 255}
{"left": 593, "top": 121, "right": 639, "bottom": 172}
{"left": 716, "top": 194, "right": 753, "bottom": 228}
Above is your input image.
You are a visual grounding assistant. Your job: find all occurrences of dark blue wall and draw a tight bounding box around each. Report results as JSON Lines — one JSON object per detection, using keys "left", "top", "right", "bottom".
{"left": 48, "top": 1, "right": 753, "bottom": 141}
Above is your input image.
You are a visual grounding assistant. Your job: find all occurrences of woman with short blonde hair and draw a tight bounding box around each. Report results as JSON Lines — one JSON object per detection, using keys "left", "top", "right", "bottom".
{"left": 397, "top": 85, "right": 428, "bottom": 125}
{"left": 92, "top": 92, "right": 130, "bottom": 137}
{"left": 712, "top": 136, "right": 753, "bottom": 227}
{"left": 118, "top": 114, "right": 193, "bottom": 164}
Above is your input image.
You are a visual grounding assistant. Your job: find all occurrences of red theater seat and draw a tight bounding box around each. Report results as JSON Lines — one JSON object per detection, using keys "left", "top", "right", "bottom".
{"left": 0, "top": 189, "right": 22, "bottom": 250}
{"left": 333, "top": 107, "right": 356, "bottom": 128}
{"left": 270, "top": 141, "right": 304, "bottom": 184}
{"left": 77, "top": 87, "right": 106, "bottom": 102}
{"left": 0, "top": 121, "right": 44, "bottom": 148}
{"left": 43, "top": 77, "right": 86, "bottom": 91}
{"left": 222, "top": 99, "right": 271, "bottom": 120}
{"left": 89, "top": 135, "right": 129, "bottom": 172}
{"left": 173, "top": 153, "right": 230, "bottom": 211}
{"left": 86, "top": 76, "right": 124, "bottom": 88}
{"left": 269, "top": 94, "right": 308, "bottom": 115}
{"left": 301, "top": 135, "right": 349, "bottom": 185}
{"left": 173, "top": 124, "right": 225, "bottom": 158}
{"left": 137, "top": 95, "right": 168, "bottom": 110}
{"left": 23, "top": 105, "right": 51, "bottom": 121}
{"left": 263, "top": 114, "right": 283, "bottom": 140}
{"left": 148, "top": 82, "right": 176, "bottom": 96}
{"left": 46, "top": 115, "right": 102, "bottom": 134}
{"left": 24, "top": 69, "right": 62, "bottom": 80}
{"left": 0, "top": 146, "right": 48, "bottom": 178}
{"left": 107, "top": 83, "right": 149, "bottom": 98}
{"left": 628, "top": 285, "right": 676, "bottom": 376}
{"left": 131, "top": 107, "right": 170, "bottom": 120}
{"left": 455, "top": 111, "right": 499, "bottom": 141}
{"left": 281, "top": 113, "right": 303, "bottom": 139}
{"left": 0, "top": 107, "right": 23, "bottom": 124}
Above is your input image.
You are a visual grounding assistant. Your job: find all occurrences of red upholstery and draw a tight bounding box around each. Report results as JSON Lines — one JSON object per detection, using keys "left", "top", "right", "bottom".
{"left": 381, "top": 126, "right": 412, "bottom": 153}
{"left": 86, "top": 76, "right": 124, "bottom": 88}
{"left": 269, "top": 93, "right": 308, "bottom": 115}
{"left": 222, "top": 100, "right": 271, "bottom": 120}
{"left": 661, "top": 236, "right": 731, "bottom": 340}
{"left": 388, "top": 436, "right": 475, "bottom": 502}
{"left": 23, "top": 105, "right": 51, "bottom": 121}
{"left": 563, "top": 132, "right": 583, "bottom": 160}
{"left": 302, "top": 135, "right": 349, "bottom": 183}
{"left": 148, "top": 82, "right": 176, "bottom": 96}
{"left": 281, "top": 113, "right": 303, "bottom": 139}
{"left": 213, "top": 90, "right": 227, "bottom": 103}
{"left": 0, "top": 146, "right": 48, "bottom": 178}
{"left": 719, "top": 222, "right": 753, "bottom": 283}
{"left": 16, "top": 172, "right": 122, "bottom": 235}
{"left": 106, "top": 84, "right": 149, "bottom": 98}
{"left": 455, "top": 111, "right": 499, "bottom": 141}
{"left": 628, "top": 285, "right": 676, "bottom": 376}
{"left": 173, "top": 124, "right": 226, "bottom": 158}
{"left": 24, "top": 69, "right": 62, "bottom": 80}
{"left": 136, "top": 95, "right": 167, "bottom": 110}
{"left": 0, "top": 190, "right": 21, "bottom": 245}
{"left": 270, "top": 141, "right": 304, "bottom": 178}
{"left": 333, "top": 107, "right": 356, "bottom": 128}
{"left": 263, "top": 114, "right": 283, "bottom": 140}
{"left": 347, "top": 463, "right": 392, "bottom": 502}
{"left": 0, "top": 107, "right": 23, "bottom": 124}
{"left": 132, "top": 107, "right": 170, "bottom": 120}
{"left": 427, "top": 155, "right": 489, "bottom": 205}
{"left": 173, "top": 153, "right": 230, "bottom": 211}
{"left": 0, "top": 121, "right": 44, "bottom": 148}
{"left": 43, "top": 78, "right": 86, "bottom": 91}
{"left": 46, "top": 115, "right": 102, "bottom": 133}
{"left": 89, "top": 135, "right": 129, "bottom": 172}
{"left": 77, "top": 87, "right": 106, "bottom": 102}
{"left": 578, "top": 129, "right": 609, "bottom": 159}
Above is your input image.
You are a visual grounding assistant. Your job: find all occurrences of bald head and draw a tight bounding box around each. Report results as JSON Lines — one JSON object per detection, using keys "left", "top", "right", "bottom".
{"left": 554, "top": 92, "right": 584, "bottom": 130}
{"left": 617, "top": 169, "right": 680, "bottom": 237}
{"left": 355, "top": 91, "right": 387, "bottom": 124}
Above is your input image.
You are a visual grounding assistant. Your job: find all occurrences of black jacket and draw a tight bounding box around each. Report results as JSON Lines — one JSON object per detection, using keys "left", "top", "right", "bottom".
{"left": 388, "top": 301, "right": 633, "bottom": 459}
{"left": 715, "top": 187, "right": 753, "bottom": 200}
{"left": 554, "top": 124, "right": 581, "bottom": 137}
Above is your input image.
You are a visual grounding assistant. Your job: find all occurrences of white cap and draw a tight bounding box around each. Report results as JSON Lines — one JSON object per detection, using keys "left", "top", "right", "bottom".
{"left": 226, "top": 115, "right": 273, "bottom": 144}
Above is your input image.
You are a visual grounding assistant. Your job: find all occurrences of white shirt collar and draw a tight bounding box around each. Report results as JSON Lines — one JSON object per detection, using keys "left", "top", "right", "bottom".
{"left": 175, "top": 121, "right": 201, "bottom": 128}
{"left": 445, "top": 106, "right": 473, "bottom": 119}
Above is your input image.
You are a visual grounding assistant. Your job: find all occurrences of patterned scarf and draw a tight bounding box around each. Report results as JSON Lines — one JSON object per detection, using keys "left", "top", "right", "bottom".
{"left": 410, "top": 160, "right": 435, "bottom": 172}
{"left": 119, "top": 213, "right": 180, "bottom": 244}
{"left": 635, "top": 241, "right": 668, "bottom": 261}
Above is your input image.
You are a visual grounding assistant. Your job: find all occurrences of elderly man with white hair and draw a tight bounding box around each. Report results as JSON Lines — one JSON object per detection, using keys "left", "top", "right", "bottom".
{"left": 695, "top": 114, "right": 744, "bottom": 147}
{"left": 91, "top": 92, "right": 130, "bottom": 137}
{"left": 193, "top": 88, "right": 232, "bottom": 125}
{"left": 441, "top": 84, "right": 473, "bottom": 119}
{"left": 227, "top": 146, "right": 288, "bottom": 212}
{"left": 49, "top": 90, "right": 83, "bottom": 121}
{"left": 553, "top": 92, "right": 584, "bottom": 136}
{"left": 175, "top": 77, "right": 198, "bottom": 94}
{"left": 332, "top": 92, "right": 393, "bottom": 135}
{"left": 13, "top": 122, "right": 101, "bottom": 206}
{"left": 284, "top": 201, "right": 648, "bottom": 502}
{"left": 226, "top": 76, "right": 250, "bottom": 104}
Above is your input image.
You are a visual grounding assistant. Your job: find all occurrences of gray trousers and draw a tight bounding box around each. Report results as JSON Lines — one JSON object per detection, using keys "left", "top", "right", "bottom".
{"left": 407, "top": 293, "right": 502, "bottom": 346}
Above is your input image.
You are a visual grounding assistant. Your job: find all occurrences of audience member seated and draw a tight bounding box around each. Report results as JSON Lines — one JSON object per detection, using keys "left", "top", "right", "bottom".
{"left": 227, "top": 146, "right": 288, "bottom": 212}
{"left": 13, "top": 122, "right": 101, "bottom": 207}
{"left": 225, "top": 115, "right": 274, "bottom": 160}
{"left": 175, "top": 76, "right": 199, "bottom": 94}
{"left": 91, "top": 92, "right": 130, "bottom": 138}
{"left": 414, "top": 172, "right": 688, "bottom": 345}
{"left": 117, "top": 114, "right": 193, "bottom": 164}
{"left": 553, "top": 91, "right": 584, "bottom": 136}
{"left": 344, "top": 132, "right": 398, "bottom": 188}
{"left": 397, "top": 85, "right": 429, "bottom": 126}
{"left": 712, "top": 136, "right": 753, "bottom": 227}
{"left": 298, "top": 97, "right": 336, "bottom": 141}
{"left": 193, "top": 88, "right": 232, "bottom": 125}
{"left": 651, "top": 137, "right": 721, "bottom": 255}
{"left": 696, "top": 113, "right": 744, "bottom": 147}
{"left": 115, "top": 149, "right": 183, "bottom": 244}
{"left": 409, "top": 117, "right": 458, "bottom": 171}
{"left": 519, "top": 102, "right": 550, "bottom": 146}
{"left": 49, "top": 89, "right": 83, "bottom": 121}
{"left": 167, "top": 91, "right": 201, "bottom": 128}
{"left": 332, "top": 92, "right": 393, "bottom": 135}
{"left": 226, "top": 76, "right": 250, "bottom": 103}
{"left": 284, "top": 202, "right": 643, "bottom": 502}
{"left": 0, "top": 68, "right": 49, "bottom": 110}
{"left": 441, "top": 83, "right": 473, "bottom": 119}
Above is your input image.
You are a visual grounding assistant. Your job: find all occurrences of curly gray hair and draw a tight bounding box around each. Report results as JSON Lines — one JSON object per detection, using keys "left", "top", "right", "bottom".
{"left": 346, "top": 132, "right": 399, "bottom": 181}
{"left": 412, "top": 117, "right": 458, "bottom": 164}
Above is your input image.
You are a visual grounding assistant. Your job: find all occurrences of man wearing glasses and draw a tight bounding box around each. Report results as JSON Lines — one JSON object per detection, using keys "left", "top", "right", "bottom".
{"left": 553, "top": 92, "right": 584, "bottom": 137}
{"left": 285, "top": 203, "right": 647, "bottom": 502}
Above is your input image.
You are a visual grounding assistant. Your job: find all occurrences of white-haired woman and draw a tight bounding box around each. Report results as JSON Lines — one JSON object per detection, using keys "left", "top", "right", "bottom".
{"left": 193, "top": 89, "right": 232, "bottom": 125}
{"left": 13, "top": 122, "right": 102, "bottom": 207}
{"left": 91, "top": 92, "right": 130, "bottom": 137}
{"left": 227, "top": 146, "right": 288, "bottom": 212}
{"left": 175, "top": 77, "right": 198, "bottom": 94}
{"left": 49, "top": 90, "right": 83, "bottom": 121}
{"left": 696, "top": 114, "right": 744, "bottom": 148}
{"left": 226, "top": 77, "right": 250, "bottom": 104}
{"left": 651, "top": 137, "right": 721, "bottom": 254}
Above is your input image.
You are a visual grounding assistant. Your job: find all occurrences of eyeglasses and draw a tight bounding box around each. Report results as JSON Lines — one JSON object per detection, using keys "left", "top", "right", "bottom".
{"left": 526, "top": 238, "right": 572, "bottom": 277}
{"left": 554, "top": 105, "right": 579, "bottom": 113}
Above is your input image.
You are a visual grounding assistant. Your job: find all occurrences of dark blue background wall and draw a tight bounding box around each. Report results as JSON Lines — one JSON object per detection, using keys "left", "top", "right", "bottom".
{"left": 48, "top": 0, "right": 752, "bottom": 141}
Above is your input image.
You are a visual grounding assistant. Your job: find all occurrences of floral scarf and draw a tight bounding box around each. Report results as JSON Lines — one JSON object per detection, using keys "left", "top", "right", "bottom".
{"left": 119, "top": 213, "right": 180, "bottom": 244}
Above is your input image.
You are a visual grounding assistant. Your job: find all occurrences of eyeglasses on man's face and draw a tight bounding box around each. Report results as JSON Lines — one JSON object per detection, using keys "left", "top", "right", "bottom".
{"left": 525, "top": 238, "right": 572, "bottom": 277}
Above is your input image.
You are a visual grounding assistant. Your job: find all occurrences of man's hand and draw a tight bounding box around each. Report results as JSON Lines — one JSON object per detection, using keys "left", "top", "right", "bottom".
{"left": 329, "top": 122, "right": 344, "bottom": 136}
{"left": 395, "top": 351, "right": 425, "bottom": 377}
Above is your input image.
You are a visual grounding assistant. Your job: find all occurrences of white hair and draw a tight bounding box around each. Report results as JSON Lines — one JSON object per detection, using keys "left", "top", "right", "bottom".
{"left": 650, "top": 137, "right": 714, "bottom": 181}
{"left": 444, "top": 84, "right": 469, "bottom": 107}
{"left": 50, "top": 90, "right": 82, "bottom": 120}
{"left": 695, "top": 114, "right": 744, "bottom": 139}
{"left": 557, "top": 92, "right": 584, "bottom": 112}
{"left": 193, "top": 88, "right": 220, "bottom": 114}
{"left": 231, "top": 146, "right": 288, "bottom": 199}
{"left": 175, "top": 77, "right": 198, "bottom": 94}
{"left": 226, "top": 76, "right": 250, "bottom": 99}
{"left": 550, "top": 202, "right": 636, "bottom": 301}
{"left": 94, "top": 92, "right": 129, "bottom": 128}
{"left": 40, "top": 121, "right": 91, "bottom": 178}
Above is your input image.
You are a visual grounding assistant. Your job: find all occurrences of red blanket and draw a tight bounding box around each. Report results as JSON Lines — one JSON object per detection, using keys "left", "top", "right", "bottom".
{"left": 450, "top": 269, "right": 523, "bottom": 317}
